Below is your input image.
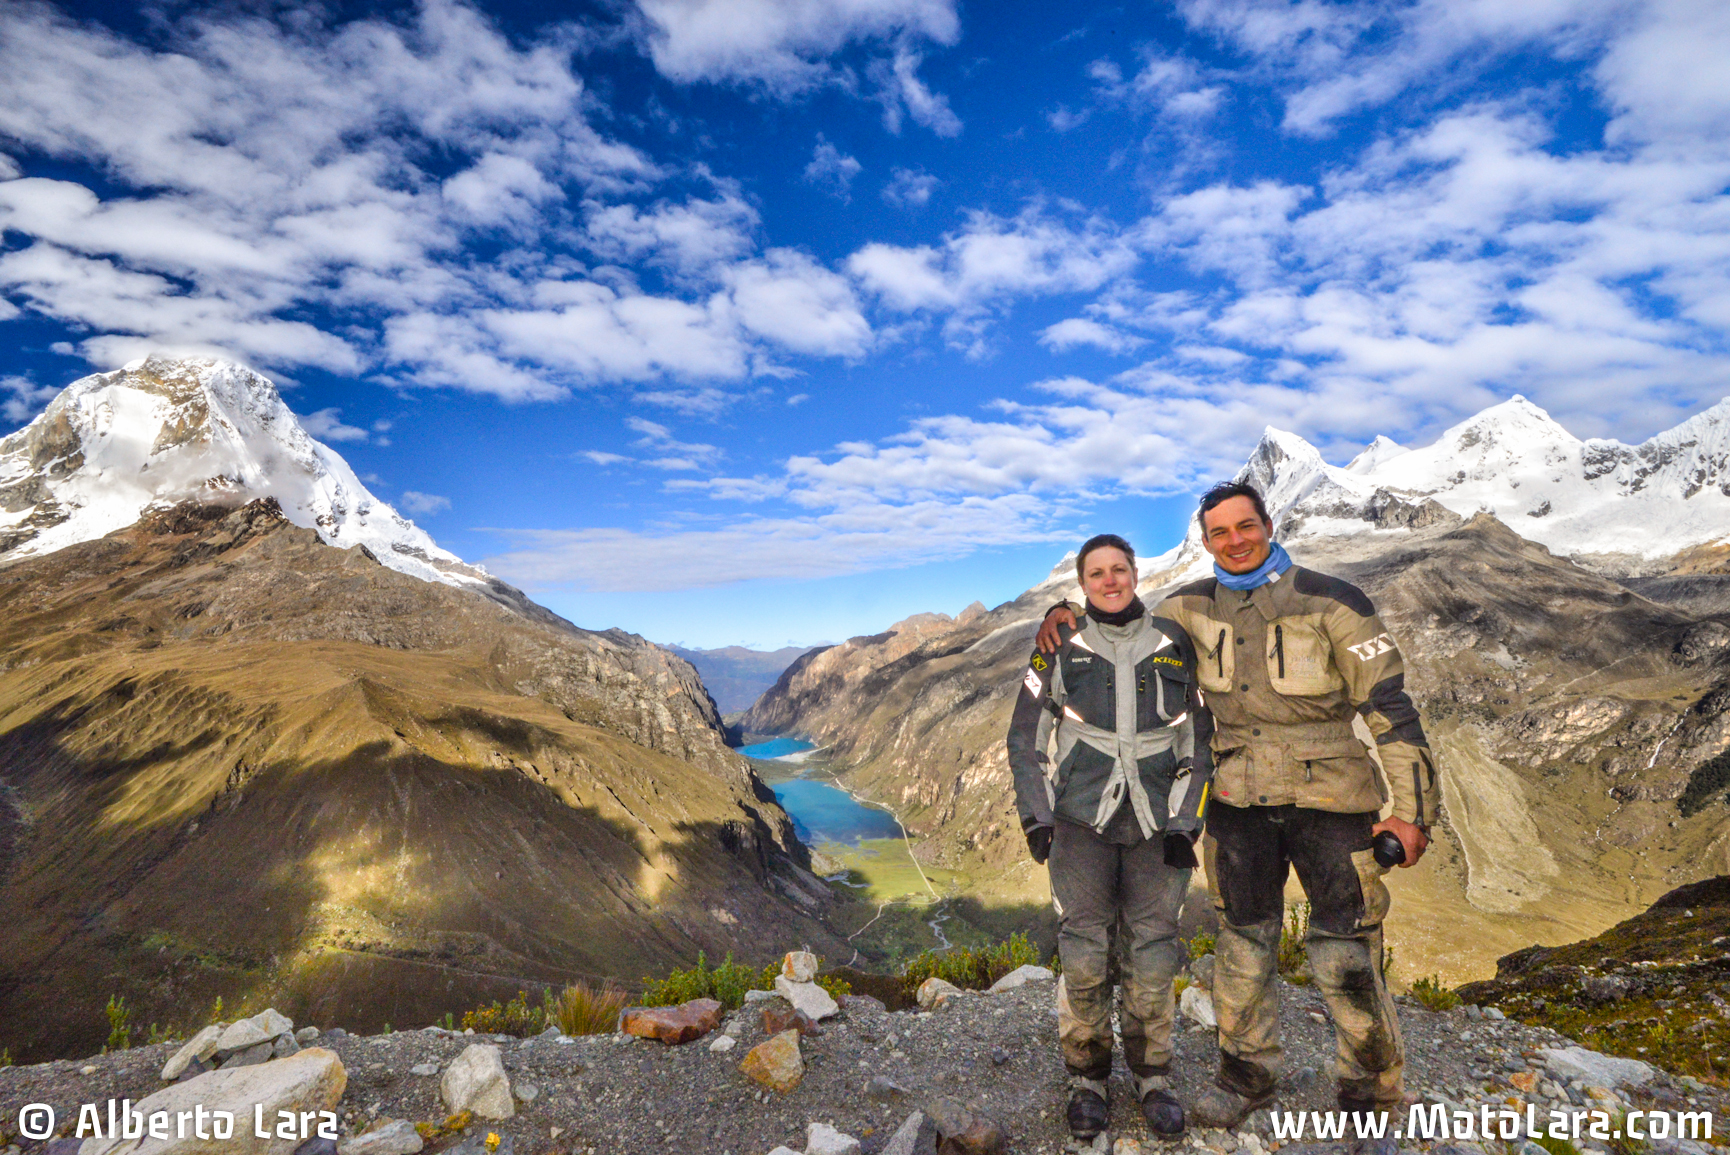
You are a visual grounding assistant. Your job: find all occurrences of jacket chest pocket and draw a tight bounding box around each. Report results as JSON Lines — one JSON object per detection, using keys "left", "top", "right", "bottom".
{"left": 1267, "top": 617, "right": 1343, "bottom": 696}
{"left": 1136, "top": 658, "right": 1191, "bottom": 730}
{"left": 1194, "top": 619, "right": 1235, "bottom": 693}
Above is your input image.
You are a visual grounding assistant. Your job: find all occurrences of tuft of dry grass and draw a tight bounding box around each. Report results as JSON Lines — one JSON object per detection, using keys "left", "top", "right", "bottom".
{"left": 552, "top": 980, "right": 630, "bottom": 1036}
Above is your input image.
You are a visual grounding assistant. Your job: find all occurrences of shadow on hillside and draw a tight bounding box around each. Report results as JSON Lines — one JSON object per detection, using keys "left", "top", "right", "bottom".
{"left": 0, "top": 697, "right": 845, "bottom": 1061}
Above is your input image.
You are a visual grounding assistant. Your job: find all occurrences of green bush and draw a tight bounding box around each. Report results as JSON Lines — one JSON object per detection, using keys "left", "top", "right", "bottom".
{"left": 900, "top": 932, "right": 1040, "bottom": 996}
{"left": 1278, "top": 903, "right": 1311, "bottom": 980}
{"left": 1678, "top": 751, "right": 1730, "bottom": 817}
{"left": 105, "top": 994, "right": 131, "bottom": 1053}
{"left": 460, "top": 992, "right": 545, "bottom": 1036}
{"left": 1408, "top": 974, "right": 1461, "bottom": 1012}
{"left": 1186, "top": 931, "right": 1216, "bottom": 960}
{"left": 641, "top": 952, "right": 777, "bottom": 1010}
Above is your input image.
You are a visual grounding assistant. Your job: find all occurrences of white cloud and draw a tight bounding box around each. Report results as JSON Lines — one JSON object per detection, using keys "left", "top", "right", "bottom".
{"left": 581, "top": 450, "right": 632, "bottom": 465}
{"left": 1, "top": 374, "right": 58, "bottom": 425}
{"left": 627, "top": 414, "right": 725, "bottom": 470}
{"left": 0, "top": 153, "right": 22, "bottom": 181}
{"left": 298, "top": 407, "right": 370, "bottom": 443}
{"left": 631, "top": 0, "right": 960, "bottom": 92}
{"left": 881, "top": 166, "right": 939, "bottom": 207}
{"left": 871, "top": 48, "right": 963, "bottom": 136}
{"left": 1039, "top": 317, "right": 1146, "bottom": 354}
{"left": 399, "top": 491, "right": 452, "bottom": 515}
{"left": 803, "top": 137, "right": 863, "bottom": 199}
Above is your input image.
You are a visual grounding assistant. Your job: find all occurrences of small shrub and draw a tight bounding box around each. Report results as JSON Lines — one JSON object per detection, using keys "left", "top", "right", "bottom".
{"left": 1278, "top": 903, "right": 1310, "bottom": 979}
{"left": 460, "top": 992, "right": 544, "bottom": 1037}
{"left": 1174, "top": 975, "right": 1191, "bottom": 998}
{"left": 900, "top": 932, "right": 1040, "bottom": 996}
{"left": 816, "top": 973, "right": 852, "bottom": 1002}
{"left": 416, "top": 1112, "right": 473, "bottom": 1141}
{"left": 147, "top": 1023, "right": 170, "bottom": 1046}
{"left": 207, "top": 995, "right": 224, "bottom": 1027}
{"left": 1186, "top": 931, "right": 1216, "bottom": 960}
{"left": 1, "top": 1047, "right": 11, "bottom": 1067}
{"left": 551, "top": 981, "right": 631, "bottom": 1035}
{"left": 442, "top": 1013, "right": 455, "bottom": 1031}
{"left": 1678, "top": 751, "right": 1730, "bottom": 818}
{"left": 1408, "top": 974, "right": 1461, "bottom": 1012}
{"left": 640, "top": 952, "right": 776, "bottom": 1010}
{"left": 105, "top": 994, "right": 131, "bottom": 1053}
{"left": 1532, "top": 1134, "right": 1581, "bottom": 1155}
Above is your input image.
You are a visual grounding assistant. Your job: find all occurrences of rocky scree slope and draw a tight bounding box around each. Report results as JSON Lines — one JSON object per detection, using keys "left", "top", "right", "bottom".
{"left": 2, "top": 957, "right": 1723, "bottom": 1155}
{"left": 742, "top": 412, "right": 1730, "bottom": 983}
{"left": 0, "top": 498, "right": 846, "bottom": 1062}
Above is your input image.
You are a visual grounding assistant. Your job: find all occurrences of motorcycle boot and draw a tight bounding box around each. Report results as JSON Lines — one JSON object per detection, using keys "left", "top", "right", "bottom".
{"left": 1066, "top": 1075, "right": 1111, "bottom": 1140}
{"left": 1190, "top": 1053, "right": 1276, "bottom": 1129}
{"left": 1339, "top": 1094, "right": 1398, "bottom": 1155}
{"left": 1135, "top": 1071, "right": 1185, "bottom": 1137}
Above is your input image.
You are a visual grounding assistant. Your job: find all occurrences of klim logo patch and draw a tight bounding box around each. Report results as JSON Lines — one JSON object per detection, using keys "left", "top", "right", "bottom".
{"left": 1346, "top": 633, "right": 1395, "bottom": 661}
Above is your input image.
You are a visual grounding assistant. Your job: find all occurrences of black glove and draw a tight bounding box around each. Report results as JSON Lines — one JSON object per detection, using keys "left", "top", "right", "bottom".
{"left": 1163, "top": 831, "right": 1199, "bottom": 870}
{"left": 1026, "top": 825, "right": 1053, "bottom": 865}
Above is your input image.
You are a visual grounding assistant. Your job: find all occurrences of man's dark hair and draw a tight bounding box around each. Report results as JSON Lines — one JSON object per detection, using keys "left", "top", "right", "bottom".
{"left": 1076, "top": 533, "right": 1135, "bottom": 581}
{"left": 1197, "top": 481, "right": 1273, "bottom": 534}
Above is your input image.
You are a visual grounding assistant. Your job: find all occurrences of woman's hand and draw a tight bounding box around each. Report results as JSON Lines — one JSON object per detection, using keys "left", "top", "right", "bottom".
{"left": 1036, "top": 604, "right": 1078, "bottom": 652}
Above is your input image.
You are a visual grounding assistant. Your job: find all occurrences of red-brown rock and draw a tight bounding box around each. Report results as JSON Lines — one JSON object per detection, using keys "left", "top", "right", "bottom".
{"left": 620, "top": 999, "right": 723, "bottom": 1044}
{"left": 761, "top": 1001, "right": 823, "bottom": 1037}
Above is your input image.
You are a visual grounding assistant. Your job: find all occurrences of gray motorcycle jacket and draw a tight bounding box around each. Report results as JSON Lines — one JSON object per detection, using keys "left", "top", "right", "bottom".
{"left": 1007, "top": 607, "right": 1215, "bottom": 840}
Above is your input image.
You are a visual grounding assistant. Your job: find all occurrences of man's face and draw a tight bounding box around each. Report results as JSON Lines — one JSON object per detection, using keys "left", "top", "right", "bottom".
{"left": 1080, "top": 546, "right": 1137, "bottom": 613}
{"left": 1201, "top": 495, "right": 1273, "bottom": 575}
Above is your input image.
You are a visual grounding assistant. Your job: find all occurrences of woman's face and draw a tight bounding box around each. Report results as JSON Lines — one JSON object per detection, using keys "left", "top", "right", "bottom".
{"left": 1080, "top": 546, "right": 1136, "bottom": 613}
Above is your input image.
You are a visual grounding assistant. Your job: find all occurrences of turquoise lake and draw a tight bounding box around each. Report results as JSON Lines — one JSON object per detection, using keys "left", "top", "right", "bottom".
{"left": 736, "top": 738, "right": 903, "bottom": 845}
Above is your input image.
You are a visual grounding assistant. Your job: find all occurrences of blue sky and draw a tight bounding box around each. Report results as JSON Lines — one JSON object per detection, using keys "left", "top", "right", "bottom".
{"left": 3, "top": 0, "right": 1729, "bottom": 648}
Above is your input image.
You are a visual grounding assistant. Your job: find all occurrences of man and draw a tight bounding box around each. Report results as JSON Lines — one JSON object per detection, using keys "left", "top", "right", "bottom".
{"left": 1008, "top": 533, "right": 1215, "bottom": 1142}
{"left": 1037, "top": 483, "right": 1438, "bottom": 1141}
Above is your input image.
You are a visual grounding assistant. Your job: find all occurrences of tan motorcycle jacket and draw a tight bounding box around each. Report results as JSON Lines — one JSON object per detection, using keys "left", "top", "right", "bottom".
{"left": 1150, "top": 566, "right": 1438, "bottom": 825}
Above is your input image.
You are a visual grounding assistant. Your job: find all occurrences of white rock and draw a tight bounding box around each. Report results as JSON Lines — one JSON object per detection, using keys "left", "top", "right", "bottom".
{"left": 440, "top": 1044, "right": 514, "bottom": 1119}
{"left": 251, "top": 1009, "right": 295, "bottom": 1040}
{"left": 1180, "top": 986, "right": 1217, "bottom": 1029}
{"left": 916, "top": 977, "right": 963, "bottom": 1010}
{"left": 214, "top": 1019, "right": 272, "bottom": 1055}
{"left": 295, "top": 1027, "right": 320, "bottom": 1043}
{"left": 782, "top": 951, "right": 820, "bottom": 983}
{"left": 881, "top": 1112, "right": 930, "bottom": 1155}
{"left": 775, "top": 974, "right": 840, "bottom": 1020}
{"left": 744, "top": 989, "right": 777, "bottom": 1003}
{"left": 337, "top": 1119, "right": 423, "bottom": 1155}
{"left": 1541, "top": 1047, "right": 1656, "bottom": 1089}
{"left": 410, "top": 1063, "right": 439, "bottom": 1076}
{"left": 79, "top": 1047, "right": 346, "bottom": 1155}
{"left": 1484, "top": 1007, "right": 1506, "bottom": 1020}
{"left": 767, "top": 1148, "right": 802, "bottom": 1155}
{"left": 987, "top": 964, "right": 1055, "bottom": 992}
{"left": 709, "top": 1036, "right": 737, "bottom": 1053}
{"left": 514, "top": 1083, "right": 538, "bottom": 1103}
{"left": 1114, "top": 1139, "right": 1144, "bottom": 1155}
{"left": 161, "top": 1025, "right": 224, "bottom": 1080}
{"left": 806, "top": 1122, "right": 862, "bottom": 1155}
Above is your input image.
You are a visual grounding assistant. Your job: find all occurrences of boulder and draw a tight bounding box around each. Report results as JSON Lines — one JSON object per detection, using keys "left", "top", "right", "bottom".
{"left": 620, "top": 999, "right": 723, "bottom": 1045}
{"left": 806, "top": 1123, "right": 862, "bottom": 1155}
{"left": 160, "top": 1025, "right": 224, "bottom": 1081}
{"left": 761, "top": 1000, "right": 823, "bottom": 1037}
{"left": 882, "top": 1111, "right": 940, "bottom": 1155}
{"left": 336, "top": 1120, "right": 423, "bottom": 1155}
{"left": 1540, "top": 1046, "right": 1657, "bottom": 1089}
{"left": 925, "top": 1097, "right": 1007, "bottom": 1155}
{"left": 440, "top": 1044, "right": 514, "bottom": 1119}
{"left": 916, "top": 978, "right": 963, "bottom": 1010}
{"left": 782, "top": 951, "right": 820, "bottom": 982}
{"left": 739, "top": 1029, "right": 804, "bottom": 1092}
{"left": 78, "top": 1047, "right": 345, "bottom": 1155}
{"left": 295, "top": 1027, "right": 321, "bottom": 1043}
{"left": 1583, "top": 976, "right": 1633, "bottom": 1004}
{"left": 1189, "top": 954, "right": 1215, "bottom": 990}
{"left": 272, "top": 1034, "right": 301, "bottom": 1059}
{"left": 214, "top": 1019, "right": 273, "bottom": 1055}
{"left": 775, "top": 974, "right": 840, "bottom": 1020}
{"left": 985, "top": 965, "right": 1054, "bottom": 993}
{"left": 1180, "top": 985, "right": 1217, "bottom": 1028}
{"left": 220, "top": 1042, "right": 274, "bottom": 1069}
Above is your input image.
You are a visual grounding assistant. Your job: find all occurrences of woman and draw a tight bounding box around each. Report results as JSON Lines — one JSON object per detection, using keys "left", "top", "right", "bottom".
{"left": 1006, "top": 533, "right": 1214, "bottom": 1142}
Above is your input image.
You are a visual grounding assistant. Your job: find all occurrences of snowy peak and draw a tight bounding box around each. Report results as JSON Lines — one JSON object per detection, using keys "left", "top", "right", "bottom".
{"left": 1227, "top": 394, "right": 1730, "bottom": 563}
{"left": 0, "top": 354, "right": 482, "bottom": 588}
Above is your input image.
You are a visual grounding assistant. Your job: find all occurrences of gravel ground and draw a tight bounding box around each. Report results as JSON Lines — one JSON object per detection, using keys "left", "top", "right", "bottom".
{"left": 2, "top": 977, "right": 1725, "bottom": 1155}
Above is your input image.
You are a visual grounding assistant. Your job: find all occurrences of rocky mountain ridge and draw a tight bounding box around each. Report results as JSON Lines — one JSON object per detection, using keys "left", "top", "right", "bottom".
{"left": 0, "top": 497, "right": 847, "bottom": 1062}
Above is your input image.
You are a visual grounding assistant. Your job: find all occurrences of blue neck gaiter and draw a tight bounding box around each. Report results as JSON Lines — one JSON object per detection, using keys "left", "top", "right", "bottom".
{"left": 1214, "top": 541, "right": 1293, "bottom": 591}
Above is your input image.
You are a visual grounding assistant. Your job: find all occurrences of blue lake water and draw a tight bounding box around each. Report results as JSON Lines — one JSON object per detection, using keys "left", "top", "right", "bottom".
{"left": 771, "top": 779, "right": 904, "bottom": 845}
{"left": 738, "top": 737, "right": 816, "bottom": 760}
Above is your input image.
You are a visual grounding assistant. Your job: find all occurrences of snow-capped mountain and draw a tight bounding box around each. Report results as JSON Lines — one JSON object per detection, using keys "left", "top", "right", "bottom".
{"left": 1113, "top": 394, "right": 1730, "bottom": 590}
{"left": 0, "top": 354, "right": 484, "bottom": 588}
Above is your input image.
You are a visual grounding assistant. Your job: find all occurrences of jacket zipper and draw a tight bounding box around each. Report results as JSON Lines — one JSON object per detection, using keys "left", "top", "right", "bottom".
{"left": 1214, "top": 628, "right": 1226, "bottom": 678}
{"left": 1273, "top": 624, "right": 1285, "bottom": 679}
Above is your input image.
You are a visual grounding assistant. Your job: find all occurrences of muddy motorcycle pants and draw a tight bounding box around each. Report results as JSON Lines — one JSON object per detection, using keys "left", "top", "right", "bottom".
{"left": 1050, "top": 817, "right": 1191, "bottom": 1081}
{"left": 1202, "top": 804, "right": 1404, "bottom": 1106}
